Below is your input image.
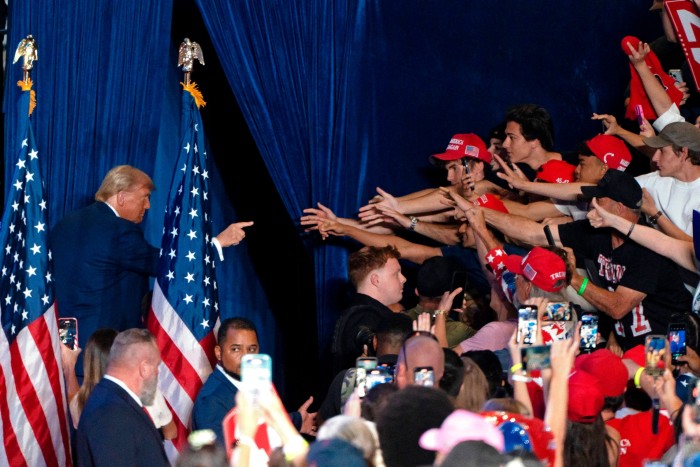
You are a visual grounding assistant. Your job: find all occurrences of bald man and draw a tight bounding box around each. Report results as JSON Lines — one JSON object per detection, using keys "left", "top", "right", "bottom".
{"left": 394, "top": 334, "right": 445, "bottom": 389}
{"left": 76, "top": 329, "right": 168, "bottom": 467}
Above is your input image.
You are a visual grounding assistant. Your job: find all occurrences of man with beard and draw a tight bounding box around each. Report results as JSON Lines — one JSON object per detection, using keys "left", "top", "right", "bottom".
{"left": 76, "top": 329, "right": 167, "bottom": 466}
{"left": 191, "top": 318, "right": 317, "bottom": 444}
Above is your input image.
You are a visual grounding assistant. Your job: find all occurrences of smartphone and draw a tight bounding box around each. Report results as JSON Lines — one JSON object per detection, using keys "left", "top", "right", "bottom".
{"left": 356, "top": 357, "right": 378, "bottom": 397}
{"left": 517, "top": 306, "right": 538, "bottom": 345}
{"left": 521, "top": 345, "right": 551, "bottom": 371}
{"left": 450, "top": 271, "right": 468, "bottom": 310}
{"left": 668, "top": 323, "right": 687, "bottom": 365}
{"left": 365, "top": 368, "right": 393, "bottom": 393}
{"left": 541, "top": 302, "right": 573, "bottom": 344}
{"left": 241, "top": 354, "right": 272, "bottom": 404}
{"left": 462, "top": 159, "right": 475, "bottom": 190}
{"left": 579, "top": 313, "right": 599, "bottom": 353}
{"left": 635, "top": 104, "right": 645, "bottom": 126}
{"left": 413, "top": 366, "right": 435, "bottom": 387}
{"left": 58, "top": 318, "right": 78, "bottom": 350}
{"left": 669, "top": 69, "right": 684, "bottom": 83}
{"left": 645, "top": 335, "right": 667, "bottom": 377}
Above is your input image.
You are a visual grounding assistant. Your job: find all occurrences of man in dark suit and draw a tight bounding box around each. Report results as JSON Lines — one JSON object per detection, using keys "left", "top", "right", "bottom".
{"left": 191, "top": 317, "right": 316, "bottom": 444}
{"left": 51, "top": 165, "right": 253, "bottom": 375}
{"left": 76, "top": 328, "right": 168, "bottom": 466}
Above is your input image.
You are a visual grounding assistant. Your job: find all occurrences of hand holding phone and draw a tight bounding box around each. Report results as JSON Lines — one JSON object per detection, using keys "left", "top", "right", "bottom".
{"left": 668, "top": 323, "right": 687, "bottom": 365}
{"left": 517, "top": 306, "right": 538, "bottom": 345}
{"left": 356, "top": 357, "right": 378, "bottom": 397}
{"left": 58, "top": 318, "right": 78, "bottom": 350}
{"left": 645, "top": 335, "right": 667, "bottom": 377}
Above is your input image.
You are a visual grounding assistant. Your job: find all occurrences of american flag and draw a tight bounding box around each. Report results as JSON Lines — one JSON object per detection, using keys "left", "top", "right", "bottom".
{"left": 147, "top": 86, "right": 219, "bottom": 459}
{"left": 0, "top": 83, "right": 71, "bottom": 465}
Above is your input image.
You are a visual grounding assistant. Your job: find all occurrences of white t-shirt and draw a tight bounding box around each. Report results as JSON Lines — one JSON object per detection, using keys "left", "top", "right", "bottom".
{"left": 636, "top": 171, "right": 700, "bottom": 236}
{"left": 652, "top": 103, "right": 685, "bottom": 132}
{"left": 553, "top": 199, "right": 589, "bottom": 221}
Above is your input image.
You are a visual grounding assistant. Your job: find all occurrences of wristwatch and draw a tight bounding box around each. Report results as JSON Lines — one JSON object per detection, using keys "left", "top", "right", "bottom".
{"left": 648, "top": 210, "right": 663, "bottom": 225}
{"left": 408, "top": 216, "right": 418, "bottom": 231}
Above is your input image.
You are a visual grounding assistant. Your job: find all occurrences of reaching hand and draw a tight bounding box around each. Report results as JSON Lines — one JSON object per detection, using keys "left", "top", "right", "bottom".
{"left": 591, "top": 113, "right": 621, "bottom": 136}
{"left": 586, "top": 197, "right": 619, "bottom": 229}
{"left": 675, "top": 80, "right": 690, "bottom": 106}
{"left": 215, "top": 221, "right": 254, "bottom": 247}
{"left": 317, "top": 220, "right": 347, "bottom": 240}
{"left": 300, "top": 202, "right": 338, "bottom": 233}
{"left": 493, "top": 153, "right": 528, "bottom": 190}
{"left": 297, "top": 396, "right": 318, "bottom": 437}
{"left": 358, "top": 187, "right": 400, "bottom": 223}
{"left": 374, "top": 204, "right": 411, "bottom": 229}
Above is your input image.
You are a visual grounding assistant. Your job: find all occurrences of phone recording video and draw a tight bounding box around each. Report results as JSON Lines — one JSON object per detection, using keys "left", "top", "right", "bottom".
{"left": 580, "top": 313, "right": 598, "bottom": 353}
{"left": 413, "top": 366, "right": 435, "bottom": 387}
{"left": 517, "top": 306, "right": 538, "bottom": 345}
{"left": 540, "top": 302, "right": 573, "bottom": 344}
{"left": 668, "top": 323, "right": 687, "bottom": 366}
{"left": 521, "top": 345, "right": 551, "bottom": 372}
{"left": 58, "top": 318, "right": 78, "bottom": 350}
{"left": 645, "top": 335, "right": 667, "bottom": 377}
{"left": 356, "top": 357, "right": 378, "bottom": 397}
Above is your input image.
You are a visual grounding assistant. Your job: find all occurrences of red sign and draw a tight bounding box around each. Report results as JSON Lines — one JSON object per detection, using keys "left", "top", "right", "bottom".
{"left": 665, "top": 0, "right": 700, "bottom": 89}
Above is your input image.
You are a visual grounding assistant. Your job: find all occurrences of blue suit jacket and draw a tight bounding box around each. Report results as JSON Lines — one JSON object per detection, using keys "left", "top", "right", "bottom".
{"left": 76, "top": 378, "right": 168, "bottom": 467}
{"left": 50, "top": 202, "right": 159, "bottom": 372}
{"left": 191, "top": 366, "right": 303, "bottom": 444}
{"left": 191, "top": 366, "right": 238, "bottom": 444}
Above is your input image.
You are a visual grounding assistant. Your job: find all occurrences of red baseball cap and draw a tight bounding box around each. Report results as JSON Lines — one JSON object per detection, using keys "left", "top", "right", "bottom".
{"left": 431, "top": 133, "right": 492, "bottom": 164}
{"left": 502, "top": 247, "right": 567, "bottom": 293}
{"left": 585, "top": 135, "right": 632, "bottom": 171}
{"left": 567, "top": 370, "right": 604, "bottom": 423}
{"left": 622, "top": 344, "right": 646, "bottom": 368}
{"left": 535, "top": 160, "right": 576, "bottom": 183}
{"left": 575, "top": 349, "right": 628, "bottom": 397}
{"left": 473, "top": 194, "right": 509, "bottom": 214}
{"left": 481, "top": 411, "right": 555, "bottom": 465}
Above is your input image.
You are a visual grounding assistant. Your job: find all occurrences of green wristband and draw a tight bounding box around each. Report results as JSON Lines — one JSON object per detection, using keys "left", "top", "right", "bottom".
{"left": 577, "top": 277, "right": 589, "bottom": 296}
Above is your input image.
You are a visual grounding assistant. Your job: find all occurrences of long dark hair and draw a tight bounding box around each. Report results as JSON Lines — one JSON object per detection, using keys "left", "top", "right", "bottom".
{"left": 564, "top": 416, "right": 618, "bottom": 467}
{"left": 76, "top": 328, "right": 118, "bottom": 412}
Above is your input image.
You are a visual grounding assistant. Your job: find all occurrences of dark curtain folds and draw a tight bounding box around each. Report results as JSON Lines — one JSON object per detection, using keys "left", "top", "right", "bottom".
{"left": 4, "top": 0, "right": 174, "bottom": 216}
{"left": 194, "top": 0, "right": 377, "bottom": 359}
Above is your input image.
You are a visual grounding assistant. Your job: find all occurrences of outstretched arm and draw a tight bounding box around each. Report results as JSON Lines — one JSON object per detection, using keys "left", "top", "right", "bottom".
{"left": 587, "top": 197, "right": 696, "bottom": 270}
{"left": 315, "top": 219, "right": 442, "bottom": 264}
{"left": 493, "top": 153, "right": 592, "bottom": 200}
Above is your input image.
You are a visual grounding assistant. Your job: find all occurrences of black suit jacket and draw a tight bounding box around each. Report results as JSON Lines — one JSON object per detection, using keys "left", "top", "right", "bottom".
{"left": 50, "top": 202, "right": 159, "bottom": 372}
{"left": 76, "top": 378, "right": 168, "bottom": 467}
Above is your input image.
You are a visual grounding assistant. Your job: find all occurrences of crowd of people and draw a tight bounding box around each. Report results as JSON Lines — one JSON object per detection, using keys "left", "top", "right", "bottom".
{"left": 51, "top": 5, "right": 700, "bottom": 467}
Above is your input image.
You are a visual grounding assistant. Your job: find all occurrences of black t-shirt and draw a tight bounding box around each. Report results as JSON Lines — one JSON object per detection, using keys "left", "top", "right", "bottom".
{"left": 331, "top": 293, "right": 395, "bottom": 372}
{"left": 558, "top": 220, "right": 692, "bottom": 350}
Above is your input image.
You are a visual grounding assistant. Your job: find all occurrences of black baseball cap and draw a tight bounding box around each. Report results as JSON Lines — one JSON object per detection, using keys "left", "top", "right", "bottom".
{"left": 580, "top": 170, "right": 642, "bottom": 209}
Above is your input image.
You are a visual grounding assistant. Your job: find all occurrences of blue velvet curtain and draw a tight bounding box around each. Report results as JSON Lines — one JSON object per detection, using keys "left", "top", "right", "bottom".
{"left": 4, "top": 1, "right": 276, "bottom": 357}
{"left": 194, "top": 0, "right": 379, "bottom": 357}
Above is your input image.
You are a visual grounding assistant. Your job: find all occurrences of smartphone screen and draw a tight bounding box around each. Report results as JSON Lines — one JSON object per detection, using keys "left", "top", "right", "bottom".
{"left": 356, "top": 357, "right": 378, "bottom": 397}
{"left": 450, "top": 271, "right": 468, "bottom": 310}
{"left": 521, "top": 345, "right": 551, "bottom": 371}
{"left": 645, "top": 335, "right": 667, "bottom": 377}
{"left": 241, "top": 354, "right": 272, "bottom": 404}
{"left": 580, "top": 313, "right": 598, "bottom": 352}
{"left": 669, "top": 69, "right": 683, "bottom": 83}
{"left": 517, "top": 306, "right": 538, "bottom": 345}
{"left": 668, "top": 323, "right": 687, "bottom": 365}
{"left": 540, "top": 302, "right": 572, "bottom": 344}
{"left": 58, "top": 318, "right": 78, "bottom": 350}
{"left": 413, "top": 366, "right": 435, "bottom": 387}
{"left": 365, "top": 368, "right": 393, "bottom": 393}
